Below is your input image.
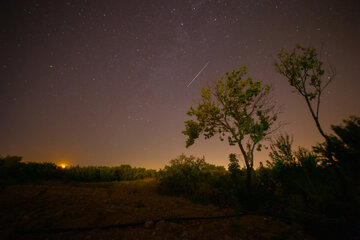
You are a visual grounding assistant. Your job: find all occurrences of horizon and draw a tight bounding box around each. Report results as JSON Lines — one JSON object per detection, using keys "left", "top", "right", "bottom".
{"left": 1, "top": 0, "right": 359, "bottom": 169}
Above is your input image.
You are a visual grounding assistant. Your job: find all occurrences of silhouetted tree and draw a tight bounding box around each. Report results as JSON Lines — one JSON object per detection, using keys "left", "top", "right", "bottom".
{"left": 314, "top": 116, "right": 360, "bottom": 171}
{"left": 275, "top": 44, "right": 335, "bottom": 143}
{"left": 267, "top": 133, "right": 296, "bottom": 167}
{"left": 228, "top": 153, "right": 241, "bottom": 177}
{"left": 182, "top": 66, "right": 278, "bottom": 196}
{"left": 0, "top": 155, "right": 22, "bottom": 166}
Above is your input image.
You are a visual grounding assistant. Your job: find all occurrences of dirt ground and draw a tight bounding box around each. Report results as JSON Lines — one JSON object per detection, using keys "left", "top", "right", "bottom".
{"left": 0, "top": 179, "right": 311, "bottom": 240}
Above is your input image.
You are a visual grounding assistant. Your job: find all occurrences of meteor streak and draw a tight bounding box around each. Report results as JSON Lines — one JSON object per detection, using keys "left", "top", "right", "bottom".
{"left": 186, "top": 62, "right": 209, "bottom": 87}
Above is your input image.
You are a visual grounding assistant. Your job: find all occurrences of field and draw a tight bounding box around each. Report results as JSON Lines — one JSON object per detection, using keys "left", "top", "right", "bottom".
{"left": 0, "top": 179, "right": 308, "bottom": 240}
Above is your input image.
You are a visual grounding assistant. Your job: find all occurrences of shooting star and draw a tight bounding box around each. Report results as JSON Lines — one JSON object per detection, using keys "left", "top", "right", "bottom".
{"left": 186, "top": 61, "right": 210, "bottom": 87}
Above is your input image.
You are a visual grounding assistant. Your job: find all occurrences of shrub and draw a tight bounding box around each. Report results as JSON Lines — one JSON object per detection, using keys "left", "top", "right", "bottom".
{"left": 158, "top": 154, "right": 238, "bottom": 205}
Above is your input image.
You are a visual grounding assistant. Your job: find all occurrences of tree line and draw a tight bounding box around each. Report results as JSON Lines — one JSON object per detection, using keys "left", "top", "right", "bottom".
{"left": 0, "top": 156, "right": 157, "bottom": 184}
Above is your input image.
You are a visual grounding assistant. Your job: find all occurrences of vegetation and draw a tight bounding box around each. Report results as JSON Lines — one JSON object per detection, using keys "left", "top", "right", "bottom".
{"left": 182, "top": 66, "right": 278, "bottom": 196}
{"left": 275, "top": 44, "right": 335, "bottom": 142}
{"left": 159, "top": 116, "right": 359, "bottom": 238}
{"left": 66, "top": 165, "right": 157, "bottom": 182}
{"left": 157, "top": 154, "right": 232, "bottom": 204}
{"left": 2, "top": 123, "right": 358, "bottom": 238}
{"left": 0, "top": 156, "right": 157, "bottom": 184}
{"left": 1, "top": 45, "right": 358, "bottom": 238}
{"left": 0, "top": 156, "right": 61, "bottom": 184}
{"left": 162, "top": 46, "right": 357, "bottom": 238}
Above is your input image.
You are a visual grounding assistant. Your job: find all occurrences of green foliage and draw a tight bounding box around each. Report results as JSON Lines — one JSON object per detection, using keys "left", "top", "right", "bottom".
{"left": 158, "top": 154, "right": 206, "bottom": 195}
{"left": 275, "top": 44, "right": 329, "bottom": 100}
{"left": 183, "top": 120, "right": 202, "bottom": 147}
{"left": 158, "top": 154, "right": 233, "bottom": 204}
{"left": 183, "top": 66, "right": 278, "bottom": 195}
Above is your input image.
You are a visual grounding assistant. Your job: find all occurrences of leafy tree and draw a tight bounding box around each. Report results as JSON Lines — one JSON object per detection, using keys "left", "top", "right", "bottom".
{"left": 275, "top": 44, "right": 335, "bottom": 142}
{"left": 182, "top": 66, "right": 278, "bottom": 195}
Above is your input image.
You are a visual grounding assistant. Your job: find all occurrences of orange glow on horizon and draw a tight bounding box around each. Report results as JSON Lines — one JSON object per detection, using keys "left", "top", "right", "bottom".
{"left": 58, "top": 163, "right": 68, "bottom": 169}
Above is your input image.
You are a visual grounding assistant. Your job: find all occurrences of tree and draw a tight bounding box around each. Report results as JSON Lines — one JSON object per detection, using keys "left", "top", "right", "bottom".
{"left": 267, "top": 133, "right": 296, "bottom": 168}
{"left": 314, "top": 116, "right": 360, "bottom": 170}
{"left": 182, "top": 66, "right": 278, "bottom": 196}
{"left": 228, "top": 153, "right": 241, "bottom": 177}
{"left": 274, "top": 44, "right": 335, "bottom": 142}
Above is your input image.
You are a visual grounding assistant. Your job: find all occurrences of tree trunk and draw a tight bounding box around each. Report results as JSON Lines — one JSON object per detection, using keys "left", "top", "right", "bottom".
{"left": 304, "top": 97, "right": 330, "bottom": 142}
{"left": 237, "top": 143, "right": 253, "bottom": 198}
{"left": 246, "top": 167, "right": 252, "bottom": 198}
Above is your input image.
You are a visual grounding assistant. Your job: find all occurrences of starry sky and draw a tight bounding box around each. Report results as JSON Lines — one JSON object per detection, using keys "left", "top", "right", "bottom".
{"left": 1, "top": 0, "right": 359, "bottom": 169}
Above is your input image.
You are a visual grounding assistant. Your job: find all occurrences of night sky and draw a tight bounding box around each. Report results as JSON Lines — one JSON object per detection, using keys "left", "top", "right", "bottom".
{"left": 1, "top": 0, "right": 359, "bottom": 169}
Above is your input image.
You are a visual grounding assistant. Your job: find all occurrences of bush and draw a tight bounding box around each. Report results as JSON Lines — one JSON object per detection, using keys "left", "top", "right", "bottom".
{"left": 158, "top": 154, "right": 238, "bottom": 205}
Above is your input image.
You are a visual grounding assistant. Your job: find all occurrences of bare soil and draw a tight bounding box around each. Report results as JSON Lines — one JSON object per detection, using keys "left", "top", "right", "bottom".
{"left": 0, "top": 179, "right": 310, "bottom": 239}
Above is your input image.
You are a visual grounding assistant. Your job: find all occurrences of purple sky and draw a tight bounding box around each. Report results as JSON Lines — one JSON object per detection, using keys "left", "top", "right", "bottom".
{"left": 1, "top": 0, "right": 359, "bottom": 169}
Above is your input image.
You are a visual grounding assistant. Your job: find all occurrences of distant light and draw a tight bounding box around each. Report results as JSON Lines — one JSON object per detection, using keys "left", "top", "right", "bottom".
{"left": 59, "top": 163, "right": 68, "bottom": 169}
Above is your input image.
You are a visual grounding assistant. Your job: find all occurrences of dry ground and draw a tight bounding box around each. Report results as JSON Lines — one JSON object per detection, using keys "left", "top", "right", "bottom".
{"left": 0, "top": 179, "right": 310, "bottom": 239}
